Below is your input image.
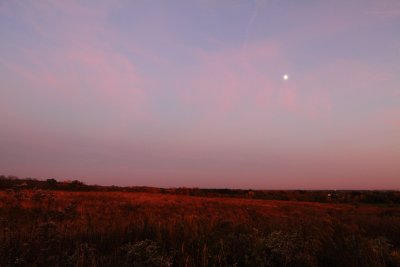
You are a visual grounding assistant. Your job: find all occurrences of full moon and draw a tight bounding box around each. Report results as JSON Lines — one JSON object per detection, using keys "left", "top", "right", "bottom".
{"left": 283, "top": 74, "right": 289, "bottom": 80}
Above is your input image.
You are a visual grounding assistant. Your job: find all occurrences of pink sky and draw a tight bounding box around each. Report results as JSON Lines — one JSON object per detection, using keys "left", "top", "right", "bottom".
{"left": 0, "top": 0, "right": 399, "bottom": 189}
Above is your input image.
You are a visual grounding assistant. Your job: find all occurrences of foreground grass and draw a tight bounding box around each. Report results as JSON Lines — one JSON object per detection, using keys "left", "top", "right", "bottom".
{"left": 1, "top": 190, "right": 400, "bottom": 266}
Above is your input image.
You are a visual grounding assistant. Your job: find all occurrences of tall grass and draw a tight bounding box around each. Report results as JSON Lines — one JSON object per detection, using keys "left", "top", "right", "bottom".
{"left": 1, "top": 189, "right": 399, "bottom": 266}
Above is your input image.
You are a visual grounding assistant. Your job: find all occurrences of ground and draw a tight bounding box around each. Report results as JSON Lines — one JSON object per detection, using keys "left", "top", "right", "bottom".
{"left": 1, "top": 190, "right": 400, "bottom": 266}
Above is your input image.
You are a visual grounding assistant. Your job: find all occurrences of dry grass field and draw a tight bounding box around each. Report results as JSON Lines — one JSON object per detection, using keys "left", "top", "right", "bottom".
{"left": 1, "top": 189, "right": 400, "bottom": 266}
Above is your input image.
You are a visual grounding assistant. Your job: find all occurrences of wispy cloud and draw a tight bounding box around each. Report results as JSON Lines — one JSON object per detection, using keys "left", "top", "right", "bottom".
{"left": 1, "top": 0, "right": 399, "bottom": 187}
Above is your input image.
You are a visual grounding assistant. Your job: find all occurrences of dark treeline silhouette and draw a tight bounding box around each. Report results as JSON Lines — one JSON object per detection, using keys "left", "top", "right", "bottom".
{"left": 1, "top": 175, "right": 400, "bottom": 204}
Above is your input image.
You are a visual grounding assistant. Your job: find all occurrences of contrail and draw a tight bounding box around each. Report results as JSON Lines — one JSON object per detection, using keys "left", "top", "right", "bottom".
{"left": 246, "top": 2, "right": 258, "bottom": 34}
{"left": 243, "top": 0, "right": 264, "bottom": 49}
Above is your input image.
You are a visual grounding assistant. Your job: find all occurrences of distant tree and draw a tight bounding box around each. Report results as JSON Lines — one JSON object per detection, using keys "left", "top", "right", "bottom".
{"left": 47, "top": 178, "right": 57, "bottom": 184}
{"left": 71, "top": 180, "right": 84, "bottom": 186}
{"left": 67, "top": 180, "right": 86, "bottom": 190}
{"left": 46, "top": 178, "right": 57, "bottom": 188}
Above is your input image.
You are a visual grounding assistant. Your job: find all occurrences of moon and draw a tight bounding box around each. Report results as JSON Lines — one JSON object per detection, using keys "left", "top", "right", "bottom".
{"left": 283, "top": 74, "right": 289, "bottom": 80}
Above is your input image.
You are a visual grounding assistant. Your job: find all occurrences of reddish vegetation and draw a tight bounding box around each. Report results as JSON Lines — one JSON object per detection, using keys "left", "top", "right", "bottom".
{"left": 1, "top": 189, "right": 400, "bottom": 266}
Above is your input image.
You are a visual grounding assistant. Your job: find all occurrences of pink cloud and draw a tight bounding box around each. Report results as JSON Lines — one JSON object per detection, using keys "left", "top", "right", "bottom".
{"left": 376, "top": 107, "right": 400, "bottom": 127}
{"left": 175, "top": 40, "right": 336, "bottom": 120}
{"left": 2, "top": 44, "right": 152, "bottom": 145}
{"left": 178, "top": 41, "right": 282, "bottom": 114}
{"left": 281, "top": 84, "right": 298, "bottom": 113}
{"left": 296, "top": 58, "right": 396, "bottom": 114}
{"left": 366, "top": 0, "right": 400, "bottom": 19}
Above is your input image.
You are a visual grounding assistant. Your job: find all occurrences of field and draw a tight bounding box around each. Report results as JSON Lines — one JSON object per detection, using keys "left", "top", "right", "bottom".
{"left": 1, "top": 189, "right": 400, "bottom": 267}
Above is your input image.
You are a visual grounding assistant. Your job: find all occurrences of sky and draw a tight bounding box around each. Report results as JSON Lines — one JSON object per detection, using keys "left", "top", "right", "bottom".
{"left": 0, "top": 0, "right": 399, "bottom": 189}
